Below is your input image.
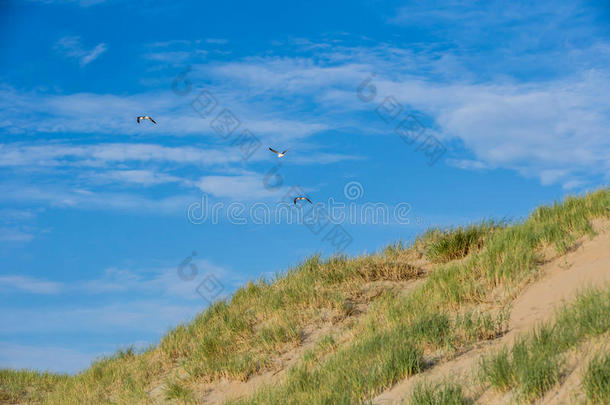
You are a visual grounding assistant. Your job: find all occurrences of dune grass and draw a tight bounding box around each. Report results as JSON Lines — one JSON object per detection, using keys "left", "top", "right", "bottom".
{"left": 479, "top": 287, "right": 610, "bottom": 402}
{"left": 243, "top": 326, "right": 424, "bottom": 404}
{"left": 0, "top": 369, "right": 68, "bottom": 403}
{"left": 583, "top": 352, "right": 610, "bottom": 404}
{"left": 409, "top": 380, "right": 470, "bottom": 405}
{"left": 164, "top": 380, "right": 195, "bottom": 403}
{"left": 37, "top": 347, "right": 162, "bottom": 404}
{"left": 225, "top": 190, "right": 607, "bottom": 402}
{"left": 1, "top": 188, "right": 608, "bottom": 404}
{"left": 160, "top": 252, "right": 424, "bottom": 382}
{"left": 232, "top": 300, "right": 508, "bottom": 404}
{"left": 423, "top": 220, "right": 504, "bottom": 264}
{"left": 236, "top": 307, "right": 508, "bottom": 405}
{"left": 415, "top": 287, "right": 609, "bottom": 404}
{"left": 234, "top": 189, "right": 609, "bottom": 403}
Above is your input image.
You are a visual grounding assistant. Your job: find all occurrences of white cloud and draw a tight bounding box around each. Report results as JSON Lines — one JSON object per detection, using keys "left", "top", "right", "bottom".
{"left": 80, "top": 43, "right": 107, "bottom": 65}
{"left": 0, "top": 258, "right": 244, "bottom": 346}
{"left": 206, "top": 38, "right": 228, "bottom": 45}
{"left": 0, "top": 209, "right": 37, "bottom": 221}
{"left": 0, "top": 342, "right": 95, "bottom": 374}
{"left": 54, "top": 36, "right": 107, "bottom": 66}
{"left": 0, "top": 227, "right": 36, "bottom": 242}
{"left": 0, "top": 141, "right": 359, "bottom": 210}
{"left": 0, "top": 86, "right": 333, "bottom": 143}
{"left": 34, "top": 0, "right": 108, "bottom": 6}
{"left": 76, "top": 260, "right": 231, "bottom": 299}
{"left": 201, "top": 47, "right": 610, "bottom": 189}
{"left": 6, "top": 33, "right": 610, "bottom": 191}
{"left": 0, "top": 301, "right": 201, "bottom": 372}
{"left": 195, "top": 172, "right": 284, "bottom": 199}
{"left": 0, "top": 143, "right": 247, "bottom": 168}
{"left": 144, "top": 50, "right": 207, "bottom": 63}
{"left": 0, "top": 258, "right": 238, "bottom": 299}
{"left": 562, "top": 179, "right": 587, "bottom": 190}
{"left": 0, "top": 184, "right": 195, "bottom": 214}
{"left": 446, "top": 159, "right": 490, "bottom": 171}
{"left": 0, "top": 275, "right": 63, "bottom": 294}
{"left": 423, "top": 73, "right": 610, "bottom": 186}
{"left": 0, "top": 299, "right": 191, "bottom": 337}
{"left": 0, "top": 210, "right": 40, "bottom": 243}
{"left": 88, "top": 169, "right": 185, "bottom": 186}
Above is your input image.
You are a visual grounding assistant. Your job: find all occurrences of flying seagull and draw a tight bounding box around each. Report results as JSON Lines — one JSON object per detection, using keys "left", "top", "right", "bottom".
{"left": 294, "top": 196, "right": 312, "bottom": 205}
{"left": 269, "top": 147, "right": 287, "bottom": 157}
{"left": 137, "top": 116, "right": 157, "bottom": 124}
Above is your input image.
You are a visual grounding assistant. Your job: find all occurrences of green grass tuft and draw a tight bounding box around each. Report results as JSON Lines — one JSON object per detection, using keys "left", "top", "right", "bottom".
{"left": 239, "top": 326, "right": 423, "bottom": 404}
{"left": 164, "top": 380, "right": 195, "bottom": 403}
{"left": 0, "top": 369, "right": 68, "bottom": 403}
{"left": 423, "top": 220, "right": 503, "bottom": 264}
{"left": 480, "top": 287, "right": 610, "bottom": 401}
{"left": 583, "top": 352, "right": 610, "bottom": 404}
{"left": 409, "top": 381, "right": 470, "bottom": 405}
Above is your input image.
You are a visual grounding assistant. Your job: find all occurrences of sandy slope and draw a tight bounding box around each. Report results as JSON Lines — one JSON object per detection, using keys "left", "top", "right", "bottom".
{"left": 196, "top": 278, "right": 425, "bottom": 404}
{"left": 181, "top": 220, "right": 609, "bottom": 404}
{"left": 373, "top": 219, "right": 610, "bottom": 405}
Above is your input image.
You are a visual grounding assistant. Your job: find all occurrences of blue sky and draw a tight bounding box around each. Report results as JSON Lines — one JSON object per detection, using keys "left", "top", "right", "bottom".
{"left": 1, "top": 0, "right": 609, "bottom": 373}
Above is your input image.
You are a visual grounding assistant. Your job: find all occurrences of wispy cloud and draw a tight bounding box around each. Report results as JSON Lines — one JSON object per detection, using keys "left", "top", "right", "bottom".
{"left": 446, "top": 159, "right": 490, "bottom": 171}
{"left": 0, "top": 209, "right": 38, "bottom": 221}
{"left": 88, "top": 169, "right": 186, "bottom": 187}
{"left": 144, "top": 50, "right": 207, "bottom": 63}
{"left": 0, "top": 342, "right": 95, "bottom": 374}
{"left": 6, "top": 10, "right": 610, "bottom": 193}
{"left": 143, "top": 38, "right": 227, "bottom": 64}
{"left": 195, "top": 171, "right": 283, "bottom": 199}
{"left": 194, "top": 42, "right": 610, "bottom": 189}
{"left": 54, "top": 36, "right": 107, "bottom": 66}
{"left": 32, "top": 0, "right": 108, "bottom": 6}
{"left": 0, "top": 258, "right": 232, "bottom": 298}
{"left": 0, "top": 143, "right": 247, "bottom": 168}
{"left": 0, "top": 227, "right": 36, "bottom": 242}
{"left": 0, "top": 209, "right": 41, "bottom": 243}
{"left": 0, "top": 275, "right": 63, "bottom": 294}
{"left": 0, "top": 251, "right": 247, "bottom": 373}
{"left": 0, "top": 259, "right": 243, "bottom": 336}
{"left": 0, "top": 85, "right": 330, "bottom": 142}
{"left": 206, "top": 38, "right": 228, "bottom": 45}
{"left": 77, "top": 261, "right": 232, "bottom": 297}
{"left": 0, "top": 141, "right": 360, "bottom": 212}
{"left": 0, "top": 184, "right": 195, "bottom": 214}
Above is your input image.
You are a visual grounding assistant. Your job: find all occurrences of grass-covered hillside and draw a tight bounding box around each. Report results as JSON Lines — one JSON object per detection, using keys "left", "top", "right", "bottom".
{"left": 1, "top": 188, "right": 609, "bottom": 404}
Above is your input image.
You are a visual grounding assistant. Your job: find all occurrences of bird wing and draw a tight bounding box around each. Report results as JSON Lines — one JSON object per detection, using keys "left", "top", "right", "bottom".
{"left": 149, "top": 118, "right": 157, "bottom": 124}
{"left": 269, "top": 147, "right": 279, "bottom": 154}
{"left": 137, "top": 117, "right": 141, "bottom": 123}
{"left": 293, "top": 197, "right": 311, "bottom": 205}
{"left": 281, "top": 150, "right": 287, "bottom": 155}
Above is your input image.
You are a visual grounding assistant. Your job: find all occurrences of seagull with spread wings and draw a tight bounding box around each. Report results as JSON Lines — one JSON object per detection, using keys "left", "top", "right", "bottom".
{"left": 294, "top": 196, "right": 312, "bottom": 205}
{"left": 269, "top": 147, "right": 287, "bottom": 157}
{"left": 137, "top": 116, "right": 157, "bottom": 124}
